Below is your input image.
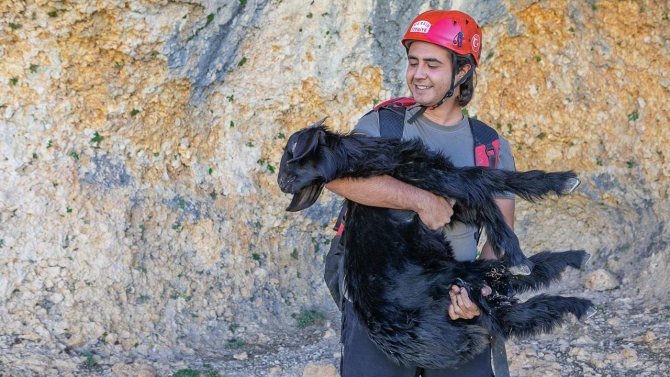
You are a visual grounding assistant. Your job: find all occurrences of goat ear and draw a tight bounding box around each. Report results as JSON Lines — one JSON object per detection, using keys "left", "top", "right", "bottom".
{"left": 286, "top": 183, "right": 324, "bottom": 212}
{"left": 287, "top": 127, "right": 323, "bottom": 163}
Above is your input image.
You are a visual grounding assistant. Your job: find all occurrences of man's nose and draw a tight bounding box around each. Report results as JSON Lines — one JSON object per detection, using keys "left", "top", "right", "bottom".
{"left": 414, "top": 64, "right": 428, "bottom": 78}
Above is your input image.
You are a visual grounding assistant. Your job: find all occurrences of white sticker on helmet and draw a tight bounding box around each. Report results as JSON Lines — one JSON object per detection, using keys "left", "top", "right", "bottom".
{"left": 410, "top": 20, "right": 431, "bottom": 33}
{"left": 471, "top": 34, "right": 481, "bottom": 52}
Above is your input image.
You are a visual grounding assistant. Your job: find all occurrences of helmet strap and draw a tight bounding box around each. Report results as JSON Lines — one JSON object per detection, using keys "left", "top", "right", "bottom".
{"left": 427, "top": 54, "right": 474, "bottom": 110}
{"left": 407, "top": 105, "right": 427, "bottom": 124}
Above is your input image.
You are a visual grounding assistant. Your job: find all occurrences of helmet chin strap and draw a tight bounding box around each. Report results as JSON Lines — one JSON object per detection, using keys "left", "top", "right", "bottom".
{"left": 408, "top": 55, "right": 475, "bottom": 124}
{"left": 430, "top": 54, "right": 474, "bottom": 109}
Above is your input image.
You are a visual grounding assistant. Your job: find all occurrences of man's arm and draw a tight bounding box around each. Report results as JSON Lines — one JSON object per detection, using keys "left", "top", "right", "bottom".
{"left": 325, "top": 176, "right": 455, "bottom": 230}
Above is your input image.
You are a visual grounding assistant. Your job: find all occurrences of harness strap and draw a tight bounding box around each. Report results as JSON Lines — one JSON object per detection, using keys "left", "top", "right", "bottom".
{"left": 334, "top": 201, "right": 347, "bottom": 237}
{"left": 491, "top": 335, "right": 511, "bottom": 377}
{"left": 378, "top": 101, "right": 409, "bottom": 139}
{"left": 470, "top": 118, "right": 500, "bottom": 168}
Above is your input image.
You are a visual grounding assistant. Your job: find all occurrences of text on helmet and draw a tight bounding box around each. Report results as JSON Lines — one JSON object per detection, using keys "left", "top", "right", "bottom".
{"left": 410, "top": 20, "right": 431, "bottom": 33}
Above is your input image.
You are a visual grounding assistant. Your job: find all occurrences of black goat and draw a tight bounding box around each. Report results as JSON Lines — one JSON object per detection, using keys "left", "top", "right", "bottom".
{"left": 278, "top": 119, "right": 595, "bottom": 369}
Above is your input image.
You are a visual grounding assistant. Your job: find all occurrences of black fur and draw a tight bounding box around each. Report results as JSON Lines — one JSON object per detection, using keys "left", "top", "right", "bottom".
{"left": 278, "top": 120, "right": 579, "bottom": 274}
{"left": 278, "top": 121, "right": 594, "bottom": 369}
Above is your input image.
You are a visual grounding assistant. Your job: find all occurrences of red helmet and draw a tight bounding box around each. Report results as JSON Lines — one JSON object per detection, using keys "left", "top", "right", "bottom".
{"left": 401, "top": 10, "right": 482, "bottom": 65}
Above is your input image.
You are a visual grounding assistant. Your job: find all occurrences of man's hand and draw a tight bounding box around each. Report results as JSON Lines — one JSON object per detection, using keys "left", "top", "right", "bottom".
{"left": 447, "top": 284, "right": 492, "bottom": 320}
{"left": 416, "top": 193, "right": 455, "bottom": 230}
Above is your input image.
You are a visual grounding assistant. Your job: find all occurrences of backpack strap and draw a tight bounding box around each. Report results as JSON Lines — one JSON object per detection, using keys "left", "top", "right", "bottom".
{"left": 334, "top": 201, "right": 347, "bottom": 236}
{"left": 375, "top": 98, "right": 500, "bottom": 165}
{"left": 376, "top": 97, "right": 415, "bottom": 139}
{"left": 373, "top": 96, "right": 417, "bottom": 111}
{"left": 468, "top": 120, "right": 509, "bottom": 377}
{"left": 469, "top": 118, "right": 500, "bottom": 244}
{"left": 469, "top": 118, "right": 500, "bottom": 168}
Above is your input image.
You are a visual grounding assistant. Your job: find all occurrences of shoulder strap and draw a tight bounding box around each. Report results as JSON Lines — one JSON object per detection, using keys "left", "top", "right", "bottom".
{"left": 334, "top": 200, "right": 347, "bottom": 236}
{"left": 470, "top": 118, "right": 511, "bottom": 377}
{"left": 469, "top": 118, "right": 500, "bottom": 168}
{"left": 469, "top": 118, "right": 501, "bottom": 245}
{"left": 373, "top": 96, "right": 416, "bottom": 111}
{"left": 376, "top": 97, "right": 414, "bottom": 139}
{"left": 375, "top": 100, "right": 500, "bottom": 165}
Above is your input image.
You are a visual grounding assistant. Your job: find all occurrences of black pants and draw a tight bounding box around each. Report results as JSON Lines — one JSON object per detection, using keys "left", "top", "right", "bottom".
{"left": 341, "top": 300, "right": 493, "bottom": 377}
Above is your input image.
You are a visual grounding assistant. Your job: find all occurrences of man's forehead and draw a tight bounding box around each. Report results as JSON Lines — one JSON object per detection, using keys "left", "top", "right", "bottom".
{"left": 407, "top": 41, "right": 451, "bottom": 60}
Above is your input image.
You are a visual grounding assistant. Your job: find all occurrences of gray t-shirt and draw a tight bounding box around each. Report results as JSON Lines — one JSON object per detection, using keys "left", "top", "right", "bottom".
{"left": 354, "top": 106, "right": 516, "bottom": 262}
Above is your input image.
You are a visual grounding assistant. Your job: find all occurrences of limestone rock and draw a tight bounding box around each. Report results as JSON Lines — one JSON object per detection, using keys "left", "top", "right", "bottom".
{"left": 0, "top": 0, "right": 668, "bottom": 374}
{"left": 111, "top": 362, "right": 157, "bottom": 377}
{"left": 302, "top": 362, "right": 339, "bottom": 377}
{"left": 585, "top": 269, "right": 620, "bottom": 291}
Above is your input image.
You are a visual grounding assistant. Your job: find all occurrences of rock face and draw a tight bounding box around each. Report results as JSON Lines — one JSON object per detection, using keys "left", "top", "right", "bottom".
{"left": 0, "top": 0, "right": 668, "bottom": 369}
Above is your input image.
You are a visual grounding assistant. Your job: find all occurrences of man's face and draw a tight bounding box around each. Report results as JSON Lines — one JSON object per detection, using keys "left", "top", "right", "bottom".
{"left": 406, "top": 41, "right": 454, "bottom": 107}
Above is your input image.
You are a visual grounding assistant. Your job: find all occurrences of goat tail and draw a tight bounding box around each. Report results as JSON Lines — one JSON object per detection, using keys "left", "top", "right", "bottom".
{"left": 510, "top": 250, "right": 590, "bottom": 294}
{"left": 492, "top": 294, "right": 595, "bottom": 339}
{"left": 500, "top": 170, "right": 580, "bottom": 202}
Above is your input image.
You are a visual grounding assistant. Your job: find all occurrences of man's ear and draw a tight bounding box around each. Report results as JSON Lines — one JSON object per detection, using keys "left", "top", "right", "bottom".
{"left": 456, "top": 63, "right": 473, "bottom": 81}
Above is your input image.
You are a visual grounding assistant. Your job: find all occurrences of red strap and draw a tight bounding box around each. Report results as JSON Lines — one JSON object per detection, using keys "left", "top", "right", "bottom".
{"left": 473, "top": 139, "right": 500, "bottom": 168}
{"left": 373, "top": 97, "right": 416, "bottom": 111}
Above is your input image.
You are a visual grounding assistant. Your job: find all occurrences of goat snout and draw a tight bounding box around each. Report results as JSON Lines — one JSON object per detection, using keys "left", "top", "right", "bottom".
{"left": 277, "top": 173, "right": 296, "bottom": 193}
{"left": 277, "top": 174, "right": 289, "bottom": 192}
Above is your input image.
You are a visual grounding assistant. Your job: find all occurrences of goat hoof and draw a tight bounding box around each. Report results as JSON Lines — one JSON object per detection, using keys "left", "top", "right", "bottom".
{"left": 562, "top": 178, "right": 581, "bottom": 194}
{"left": 585, "top": 306, "right": 598, "bottom": 319}
{"left": 509, "top": 264, "right": 531, "bottom": 276}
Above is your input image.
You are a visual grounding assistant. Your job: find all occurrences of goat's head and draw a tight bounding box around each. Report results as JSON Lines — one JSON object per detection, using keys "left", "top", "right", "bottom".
{"left": 278, "top": 117, "right": 332, "bottom": 212}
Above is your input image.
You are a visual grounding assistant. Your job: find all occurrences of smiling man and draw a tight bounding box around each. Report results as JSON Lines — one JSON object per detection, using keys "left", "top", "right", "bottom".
{"left": 325, "top": 9, "right": 517, "bottom": 377}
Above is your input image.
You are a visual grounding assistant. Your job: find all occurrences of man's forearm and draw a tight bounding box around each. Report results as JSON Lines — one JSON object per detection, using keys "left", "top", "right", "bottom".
{"left": 325, "top": 175, "right": 430, "bottom": 212}
{"left": 325, "top": 175, "right": 455, "bottom": 230}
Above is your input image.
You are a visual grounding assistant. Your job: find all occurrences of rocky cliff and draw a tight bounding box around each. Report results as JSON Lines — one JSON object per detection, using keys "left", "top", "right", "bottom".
{"left": 1, "top": 0, "right": 668, "bottom": 375}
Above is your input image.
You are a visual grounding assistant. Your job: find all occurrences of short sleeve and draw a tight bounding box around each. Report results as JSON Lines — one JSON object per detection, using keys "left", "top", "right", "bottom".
{"left": 353, "top": 111, "right": 381, "bottom": 137}
{"left": 495, "top": 136, "right": 516, "bottom": 199}
{"left": 497, "top": 137, "right": 516, "bottom": 172}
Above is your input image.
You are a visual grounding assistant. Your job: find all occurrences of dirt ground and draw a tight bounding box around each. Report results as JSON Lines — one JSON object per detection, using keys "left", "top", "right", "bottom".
{"left": 1, "top": 268, "right": 669, "bottom": 377}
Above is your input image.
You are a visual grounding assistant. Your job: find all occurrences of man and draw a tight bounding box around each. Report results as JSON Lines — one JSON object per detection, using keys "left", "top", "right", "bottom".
{"left": 325, "top": 10, "right": 516, "bottom": 377}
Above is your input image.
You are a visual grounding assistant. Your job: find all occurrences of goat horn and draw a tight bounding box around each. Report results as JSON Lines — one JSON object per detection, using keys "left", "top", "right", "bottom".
{"left": 312, "top": 116, "right": 329, "bottom": 128}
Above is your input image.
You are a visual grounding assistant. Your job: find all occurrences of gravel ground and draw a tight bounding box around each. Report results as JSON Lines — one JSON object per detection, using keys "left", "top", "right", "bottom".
{"left": 1, "top": 272, "right": 669, "bottom": 377}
